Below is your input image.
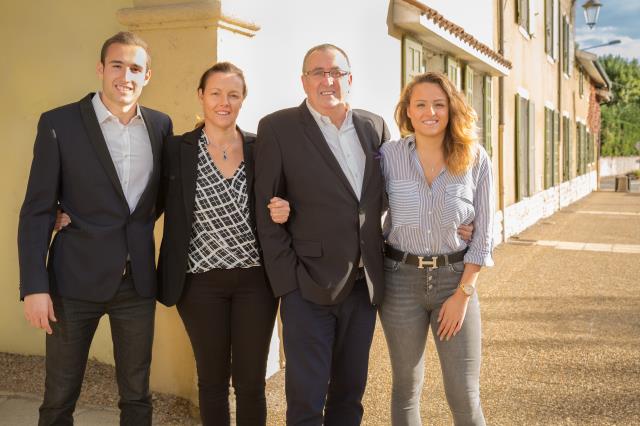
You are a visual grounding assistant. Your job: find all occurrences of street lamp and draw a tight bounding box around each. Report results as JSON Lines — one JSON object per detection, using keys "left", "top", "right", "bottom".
{"left": 581, "top": 39, "right": 621, "bottom": 51}
{"left": 582, "top": 0, "right": 603, "bottom": 29}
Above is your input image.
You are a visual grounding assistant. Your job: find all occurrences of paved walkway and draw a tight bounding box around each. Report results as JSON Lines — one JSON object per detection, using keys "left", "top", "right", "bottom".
{"left": 0, "top": 392, "right": 119, "bottom": 425}
{"left": 2, "top": 191, "right": 639, "bottom": 425}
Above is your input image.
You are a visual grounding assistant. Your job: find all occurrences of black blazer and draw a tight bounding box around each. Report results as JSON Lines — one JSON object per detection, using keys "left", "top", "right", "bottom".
{"left": 156, "top": 125, "right": 259, "bottom": 307}
{"left": 17, "top": 93, "right": 173, "bottom": 302}
{"left": 254, "top": 101, "right": 390, "bottom": 305}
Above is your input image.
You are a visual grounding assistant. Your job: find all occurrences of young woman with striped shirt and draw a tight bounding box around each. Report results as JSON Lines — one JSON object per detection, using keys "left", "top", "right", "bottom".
{"left": 379, "top": 72, "right": 494, "bottom": 426}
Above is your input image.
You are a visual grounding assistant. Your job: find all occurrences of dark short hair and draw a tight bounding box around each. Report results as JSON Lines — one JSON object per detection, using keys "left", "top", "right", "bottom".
{"left": 100, "top": 32, "right": 151, "bottom": 70}
{"left": 302, "top": 43, "right": 351, "bottom": 73}
{"left": 197, "top": 62, "right": 248, "bottom": 98}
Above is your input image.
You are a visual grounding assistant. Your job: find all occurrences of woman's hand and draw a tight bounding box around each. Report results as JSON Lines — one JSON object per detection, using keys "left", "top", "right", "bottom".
{"left": 457, "top": 223, "right": 473, "bottom": 242}
{"left": 54, "top": 209, "right": 71, "bottom": 231}
{"left": 437, "top": 289, "right": 470, "bottom": 341}
{"left": 268, "top": 197, "right": 290, "bottom": 224}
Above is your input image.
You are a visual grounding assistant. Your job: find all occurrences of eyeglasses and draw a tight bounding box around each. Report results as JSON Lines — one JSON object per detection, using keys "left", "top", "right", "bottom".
{"left": 303, "top": 68, "right": 350, "bottom": 79}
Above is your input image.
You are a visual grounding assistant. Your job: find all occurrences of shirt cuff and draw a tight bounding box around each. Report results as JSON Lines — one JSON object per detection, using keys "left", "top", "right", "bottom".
{"left": 464, "top": 250, "right": 494, "bottom": 267}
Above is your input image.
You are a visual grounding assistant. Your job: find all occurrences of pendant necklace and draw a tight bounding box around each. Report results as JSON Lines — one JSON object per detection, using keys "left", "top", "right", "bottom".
{"left": 207, "top": 138, "right": 234, "bottom": 161}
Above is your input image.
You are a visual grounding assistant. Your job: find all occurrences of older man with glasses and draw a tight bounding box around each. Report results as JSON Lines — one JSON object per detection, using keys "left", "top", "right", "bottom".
{"left": 254, "top": 43, "right": 389, "bottom": 425}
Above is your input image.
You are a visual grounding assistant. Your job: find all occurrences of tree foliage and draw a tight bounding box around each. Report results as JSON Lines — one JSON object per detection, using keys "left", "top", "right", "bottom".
{"left": 600, "top": 55, "right": 640, "bottom": 156}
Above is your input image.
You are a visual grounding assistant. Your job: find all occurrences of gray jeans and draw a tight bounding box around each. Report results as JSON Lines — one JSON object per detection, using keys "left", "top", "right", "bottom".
{"left": 379, "top": 257, "right": 485, "bottom": 426}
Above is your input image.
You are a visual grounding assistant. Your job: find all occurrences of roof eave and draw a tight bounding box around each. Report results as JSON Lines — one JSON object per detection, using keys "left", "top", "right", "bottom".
{"left": 394, "top": 0, "right": 511, "bottom": 77}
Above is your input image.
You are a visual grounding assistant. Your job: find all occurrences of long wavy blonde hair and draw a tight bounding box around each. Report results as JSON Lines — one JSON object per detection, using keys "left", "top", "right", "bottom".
{"left": 395, "top": 72, "right": 478, "bottom": 175}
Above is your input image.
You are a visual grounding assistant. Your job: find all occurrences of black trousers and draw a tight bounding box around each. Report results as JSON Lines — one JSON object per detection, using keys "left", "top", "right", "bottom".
{"left": 177, "top": 266, "right": 278, "bottom": 426}
{"left": 39, "top": 276, "right": 155, "bottom": 426}
{"left": 280, "top": 278, "right": 377, "bottom": 426}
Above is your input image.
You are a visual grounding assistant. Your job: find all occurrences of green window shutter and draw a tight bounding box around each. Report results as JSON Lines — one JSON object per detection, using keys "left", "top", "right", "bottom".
{"left": 465, "top": 65, "right": 474, "bottom": 106}
{"left": 576, "top": 123, "right": 581, "bottom": 176}
{"left": 562, "top": 17, "right": 568, "bottom": 74}
{"left": 544, "top": 0, "right": 552, "bottom": 55}
{"left": 402, "top": 36, "right": 424, "bottom": 88}
{"left": 562, "top": 116, "right": 570, "bottom": 181}
{"left": 582, "top": 124, "right": 588, "bottom": 174}
{"left": 528, "top": 100, "right": 536, "bottom": 195}
{"left": 483, "top": 76, "right": 493, "bottom": 156}
{"left": 553, "top": 111, "right": 560, "bottom": 185}
{"left": 446, "top": 57, "right": 460, "bottom": 90}
{"left": 544, "top": 108, "right": 552, "bottom": 189}
{"left": 515, "top": 94, "right": 523, "bottom": 201}
{"left": 515, "top": 95, "right": 529, "bottom": 200}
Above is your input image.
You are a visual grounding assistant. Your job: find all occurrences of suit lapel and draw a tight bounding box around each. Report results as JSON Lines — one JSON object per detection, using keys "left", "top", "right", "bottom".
{"left": 352, "top": 111, "right": 375, "bottom": 199}
{"left": 181, "top": 128, "right": 201, "bottom": 222}
{"left": 79, "top": 95, "right": 128, "bottom": 205}
{"left": 299, "top": 102, "right": 358, "bottom": 200}
{"left": 241, "top": 130, "right": 254, "bottom": 203}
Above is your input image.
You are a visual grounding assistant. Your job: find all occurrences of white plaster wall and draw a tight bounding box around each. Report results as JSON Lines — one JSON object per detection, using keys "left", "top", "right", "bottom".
{"left": 599, "top": 157, "right": 640, "bottom": 176}
{"left": 217, "top": 0, "right": 402, "bottom": 139}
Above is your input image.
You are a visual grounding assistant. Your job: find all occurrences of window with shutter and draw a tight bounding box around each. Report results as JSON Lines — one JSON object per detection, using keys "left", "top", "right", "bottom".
{"left": 545, "top": 0, "right": 553, "bottom": 55}
{"left": 483, "top": 76, "right": 493, "bottom": 156}
{"left": 553, "top": 0, "right": 560, "bottom": 60}
{"left": 544, "top": 107, "right": 553, "bottom": 189}
{"left": 562, "top": 115, "right": 571, "bottom": 181}
{"left": 465, "top": 65, "right": 474, "bottom": 106}
{"left": 402, "top": 36, "right": 424, "bottom": 88}
{"left": 445, "top": 56, "right": 461, "bottom": 91}
{"left": 515, "top": 94, "right": 531, "bottom": 200}
{"left": 528, "top": 100, "right": 536, "bottom": 195}
{"left": 553, "top": 110, "right": 560, "bottom": 185}
{"left": 562, "top": 16, "right": 569, "bottom": 75}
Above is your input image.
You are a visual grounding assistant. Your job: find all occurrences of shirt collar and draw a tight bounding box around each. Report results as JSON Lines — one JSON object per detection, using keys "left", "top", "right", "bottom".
{"left": 306, "top": 99, "right": 352, "bottom": 128}
{"left": 91, "top": 92, "right": 142, "bottom": 124}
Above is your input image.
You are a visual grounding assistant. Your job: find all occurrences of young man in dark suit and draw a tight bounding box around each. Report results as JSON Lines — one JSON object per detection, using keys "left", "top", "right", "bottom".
{"left": 18, "top": 32, "right": 172, "bottom": 425}
{"left": 254, "top": 44, "right": 389, "bottom": 425}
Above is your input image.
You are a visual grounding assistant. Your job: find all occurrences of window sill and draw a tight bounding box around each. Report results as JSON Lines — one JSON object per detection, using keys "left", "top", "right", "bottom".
{"left": 519, "top": 26, "right": 532, "bottom": 40}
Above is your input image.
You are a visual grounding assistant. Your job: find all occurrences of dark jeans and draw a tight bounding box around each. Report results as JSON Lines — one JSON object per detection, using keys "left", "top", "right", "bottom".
{"left": 280, "top": 278, "right": 377, "bottom": 426}
{"left": 177, "top": 266, "right": 278, "bottom": 426}
{"left": 39, "top": 276, "right": 156, "bottom": 426}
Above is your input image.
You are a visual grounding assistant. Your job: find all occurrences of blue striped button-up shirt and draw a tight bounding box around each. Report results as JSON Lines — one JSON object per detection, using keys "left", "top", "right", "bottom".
{"left": 381, "top": 135, "right": 494, "bottom": 267}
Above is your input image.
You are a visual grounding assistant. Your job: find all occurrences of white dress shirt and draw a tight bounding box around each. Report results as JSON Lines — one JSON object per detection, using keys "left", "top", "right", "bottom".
{"left": 306, "top": 100, "right": 365, "bottom": 200}
{"left": 92, "top": 92, "right": 153, "bottom": 213}
{"left": 307, "top": 100, "right": 367, "bottom": 268}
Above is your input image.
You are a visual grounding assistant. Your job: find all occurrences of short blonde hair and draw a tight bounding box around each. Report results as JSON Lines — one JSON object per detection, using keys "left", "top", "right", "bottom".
{"left": 395, "top": 72, "right": 478, "bottom": 175}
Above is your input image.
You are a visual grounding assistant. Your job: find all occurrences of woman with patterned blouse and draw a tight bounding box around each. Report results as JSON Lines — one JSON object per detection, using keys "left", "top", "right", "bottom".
{"left": 379, "top": 72, "right": 494, "bottom": 426}
{"left": 156, "top": 62, "right": 289, "bottom": 426}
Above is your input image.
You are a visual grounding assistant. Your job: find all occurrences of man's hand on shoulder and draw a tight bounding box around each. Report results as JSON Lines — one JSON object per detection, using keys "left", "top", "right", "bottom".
{"left": 24, "top": 293, "right": 56, "bottom": 334}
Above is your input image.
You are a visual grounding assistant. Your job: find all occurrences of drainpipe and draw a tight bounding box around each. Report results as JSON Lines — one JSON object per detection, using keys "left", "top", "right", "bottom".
{"left": 498, "top": 0, "right": 507, "bottom": 243}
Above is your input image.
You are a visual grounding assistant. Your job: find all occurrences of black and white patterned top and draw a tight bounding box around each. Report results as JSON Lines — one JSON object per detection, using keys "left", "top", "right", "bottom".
{"left": 186, "top": 131, "right": 261, "bottom": 272}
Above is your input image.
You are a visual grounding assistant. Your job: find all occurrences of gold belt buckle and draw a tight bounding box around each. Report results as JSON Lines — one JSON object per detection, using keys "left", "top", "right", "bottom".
{"left": 417, "top": 256, "right": 438, "bottom": 269}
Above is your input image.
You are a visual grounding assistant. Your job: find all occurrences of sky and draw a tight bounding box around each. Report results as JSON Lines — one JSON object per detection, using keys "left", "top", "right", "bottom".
{"left": 575, "top": 0, "right": 640, "bottom": 60}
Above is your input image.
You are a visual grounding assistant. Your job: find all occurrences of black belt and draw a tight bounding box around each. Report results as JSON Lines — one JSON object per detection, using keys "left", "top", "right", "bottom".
{"left": 384, "top": 244, "right": 467, "bottom": 269}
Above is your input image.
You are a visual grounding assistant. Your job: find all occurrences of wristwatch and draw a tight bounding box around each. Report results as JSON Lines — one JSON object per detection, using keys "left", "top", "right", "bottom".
{"left": 458, "top": 282, "right": 475, "bottom": 297}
